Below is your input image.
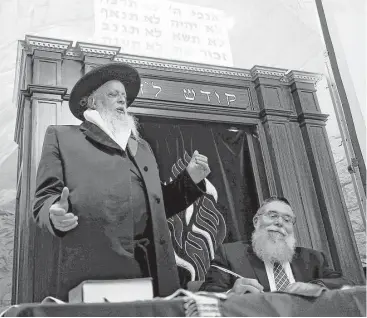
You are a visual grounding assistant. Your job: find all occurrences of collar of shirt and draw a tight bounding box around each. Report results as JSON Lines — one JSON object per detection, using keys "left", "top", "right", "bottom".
{"left": 264, "top": 261, "right": 295, "bottom": 292}
{"left": 84, "top": 109, "right": 131, "bottom": 151}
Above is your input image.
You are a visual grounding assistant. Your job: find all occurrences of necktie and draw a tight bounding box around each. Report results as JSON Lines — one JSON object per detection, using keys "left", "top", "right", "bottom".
{"left": 273, "top": 262, "right": 290, "bottom": 291}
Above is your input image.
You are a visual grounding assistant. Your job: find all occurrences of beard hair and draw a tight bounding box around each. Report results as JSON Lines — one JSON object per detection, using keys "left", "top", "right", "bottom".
{"left": 252, "top": 226, "right": 296, "bottom": 264}
{"left": 99, "top": 108, "right": 141, "bottom": 141}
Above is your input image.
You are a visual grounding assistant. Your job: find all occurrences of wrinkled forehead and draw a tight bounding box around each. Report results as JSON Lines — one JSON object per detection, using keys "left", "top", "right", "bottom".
{"left": 260, "top": 201, "right": 295, "bottom": 217}
{"left": 95, "top": 80, "right": 126, "bottom": 94}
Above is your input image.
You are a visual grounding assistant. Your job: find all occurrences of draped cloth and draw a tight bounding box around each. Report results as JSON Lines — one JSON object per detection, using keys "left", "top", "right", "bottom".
{"left": 139, "top": 119, "right": 260, "bottom": 285}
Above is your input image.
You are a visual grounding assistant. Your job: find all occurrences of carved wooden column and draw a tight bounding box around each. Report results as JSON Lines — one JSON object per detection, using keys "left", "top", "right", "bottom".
{"left": 13, "top": 36, "right": 72, "bottom": 303}
{"left": 12, "top": 89, "right": 33, "bottom": 304}
{"left": 13, "top": 84, "right": 67, "bottom": 303}
{"left": 251, "top": 66, "right": 333, "bottom": 262}
{"left": 290, "top": 71, "right": 365, "bottom": 284}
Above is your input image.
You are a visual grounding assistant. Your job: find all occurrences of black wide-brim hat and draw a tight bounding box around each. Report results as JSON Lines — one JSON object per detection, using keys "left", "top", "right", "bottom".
{"left": 69, "top": 63, "right": 141, "bottom": 121}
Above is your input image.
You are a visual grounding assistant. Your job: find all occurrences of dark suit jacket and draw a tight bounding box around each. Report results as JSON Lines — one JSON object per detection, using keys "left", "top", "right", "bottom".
{"left": 33, "top": 122, "right": 205, "bottom": 300}
{"left": 200, "top": 241, "right": 353, "bottom": 292}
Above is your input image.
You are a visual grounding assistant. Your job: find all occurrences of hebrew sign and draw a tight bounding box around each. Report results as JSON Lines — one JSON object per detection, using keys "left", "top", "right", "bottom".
{"left": 137, "top": 78, "right": 253, "bottom": 109}
{"left": 94, "top": 0, "right": 233, "bottom": 66}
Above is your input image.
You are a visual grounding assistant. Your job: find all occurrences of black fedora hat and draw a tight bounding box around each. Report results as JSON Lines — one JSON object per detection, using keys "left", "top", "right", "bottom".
{"left": 69, "top": 63, "right": 141, "bottom": 121}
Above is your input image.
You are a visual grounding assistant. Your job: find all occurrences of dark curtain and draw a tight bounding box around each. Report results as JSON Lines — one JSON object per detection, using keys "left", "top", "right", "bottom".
{"left": 139, "top": 117, "right": 258, "bottom": 285}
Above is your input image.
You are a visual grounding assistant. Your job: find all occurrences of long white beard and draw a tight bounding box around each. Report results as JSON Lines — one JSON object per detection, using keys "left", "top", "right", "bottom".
{"left": 99, "top": 109, "right": 140, "bottom": 141}
{"left": 252, "top": 227, "right": 296, "bottom": 264}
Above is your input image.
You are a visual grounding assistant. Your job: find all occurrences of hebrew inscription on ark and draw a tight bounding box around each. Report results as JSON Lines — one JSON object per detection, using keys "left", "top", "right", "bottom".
{"left": 137, "top": 79, "right": 254, "bottom": 110}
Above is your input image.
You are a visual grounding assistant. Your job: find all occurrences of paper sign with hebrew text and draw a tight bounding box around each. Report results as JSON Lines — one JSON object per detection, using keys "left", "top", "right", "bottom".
{"left": 94, "top": 0, "right": 233, "bottom": 67}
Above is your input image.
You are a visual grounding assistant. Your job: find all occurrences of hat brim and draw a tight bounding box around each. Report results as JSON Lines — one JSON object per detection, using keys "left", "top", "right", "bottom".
{"left": 69, "top": 63, "right": 141, "bottom": 121}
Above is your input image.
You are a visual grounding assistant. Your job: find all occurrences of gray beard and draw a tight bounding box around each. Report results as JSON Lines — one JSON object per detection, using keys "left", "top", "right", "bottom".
{"left": 99, "top": 110, "right": 140, "bottom": 141}
{"left": 252, "top": 227, "right": 296, "bottom": 264}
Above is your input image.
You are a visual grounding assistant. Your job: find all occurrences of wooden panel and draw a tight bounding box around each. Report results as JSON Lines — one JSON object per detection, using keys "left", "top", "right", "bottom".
{"left": 61, "top": 60, "right": 84, "bottom": 93}
{"left": 14, "top": 100, "right": 33, "bottom": 303}
{"left": 256, "top": 123, "right": 277, "bottom": 196}
{"left": 262, "top": 86, "right": 281, "bottom": 109}
{"left": 137, "top": 77, "right": 254, "bottom": 109}
{"left": 33, "top": 60, "right": 59, "bottom": 86}
{"left": 31, "top": 100, "right": 62, "bottom": 302}
{"left": 299, "top": 91, "right": 319, "bottom": 112}
{"left": 264, "top": 121, "right": 312, "bottom": 247}
{"left": 245, "top": 128, "right": 270, "bottom": 205}
{"left": 33, "top": 101, "right": 58, "bottom": 167}
{"left": 288, "top": 122, "right": 332, "bottom": 260}
{"left": 32, "top": 50, "right": 62, "bottom": 86}
{"left": 302, "top": 124, "right": 365, "bottom": 283}
{"left": 24, "top": 56, "right": 33, "bottom": 90}
{"left": 59, "top": 100, "right": 82, "bottom": 126}
{"left": 290, "top": 82, "right": 321, "bottom": 116}
{"left": 280, "top": 86, "right": 296, "bottom": 112}
{"left": 12, "top": 180, "right": 21, "bottom": 305}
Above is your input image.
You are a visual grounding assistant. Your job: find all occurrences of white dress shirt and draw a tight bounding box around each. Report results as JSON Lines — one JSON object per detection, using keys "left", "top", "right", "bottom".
{"left": 264, "top": 262, "right": 295, "bottom": 291}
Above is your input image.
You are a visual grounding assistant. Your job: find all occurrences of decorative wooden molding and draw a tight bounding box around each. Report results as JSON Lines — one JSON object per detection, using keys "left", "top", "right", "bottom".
{"left": 286, "top": 70, "right": 323, "bottom": 86}
{"left": 289, "top": 114, "right": 299, "bottom": 122}
{"left": 298, "top": 112, "right": 329, "bottom": 127}
{"left": 131, "top": 99, "right": 260, "bottom": 122}
{"left": 22, "top": 35, "right": 323, "bottom": 86}
{"left": 114, "top": 54, "right": 253, "bottom": 79}
{"left": 64, "top": 47, "right": 83, "bottom": 59}
{"left": 250, "top": 65, "right": 288, "bottom": 81}
{"left": 76, "top": 42, "right": 120, "bottom": 58}
{"left": 259, "top": 108, "right": 293, "bottom": 119}
{"left": 251, "top": 66, "right": 323, "bottom": 86}
{"left": 25, "top": 35, "right": 73, "bottom": 53}
{"left": 25, "top": 85, "right": 68, "bottom": 97}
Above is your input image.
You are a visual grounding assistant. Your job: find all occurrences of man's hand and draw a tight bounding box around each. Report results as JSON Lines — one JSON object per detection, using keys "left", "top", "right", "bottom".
{"left": 186, "top": 150, "right": 211, "bottom": 184}
{"left": 228, "top": 278, "right": 264, "bottom": 295}
{"left": 49, "top": 187, "right": 78, "bottom": 232}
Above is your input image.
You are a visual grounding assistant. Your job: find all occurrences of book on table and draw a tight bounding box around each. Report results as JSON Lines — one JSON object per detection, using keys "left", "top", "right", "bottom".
{"left": 68, "top": 278, "right": 153, "bottom": 303}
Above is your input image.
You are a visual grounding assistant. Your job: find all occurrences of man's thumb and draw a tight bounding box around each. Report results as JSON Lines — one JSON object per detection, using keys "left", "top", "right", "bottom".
{"left": 60, "top": 187, "right": 69, "bottom": 204}
{"left": 193, "top": 150, "right": 199, "bottom": 156}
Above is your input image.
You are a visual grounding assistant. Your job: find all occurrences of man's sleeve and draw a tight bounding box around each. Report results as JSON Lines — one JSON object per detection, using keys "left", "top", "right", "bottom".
{"left": 309, "top": 251, "right": 355, "bottom": 289}
{"left": 161, "top": 169, "right": 206, "bottom": 218}
{"left": 199, "top": 244, "right": 234, "bottom": 293}
{"left": 32, "top": 126, "right": 66, "bottom": 237}
{"left": 144, "top": 141, "right": 207, "bottom": 218}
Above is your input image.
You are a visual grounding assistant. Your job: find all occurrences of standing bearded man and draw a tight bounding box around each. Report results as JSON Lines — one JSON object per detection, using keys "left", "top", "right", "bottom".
{"left": 200, "top": 197, "right": 353, "bottom": 294}
{"left": 33, "top": 63, "right": 211, "bottom": 301}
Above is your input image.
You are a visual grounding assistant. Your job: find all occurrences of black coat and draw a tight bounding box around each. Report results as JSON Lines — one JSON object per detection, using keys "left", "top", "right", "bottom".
{"left": 33, "top": 121, "right": 205, "bottom": 300}
{"left": 200, "top": 241, "right": 353, "bottom": 292}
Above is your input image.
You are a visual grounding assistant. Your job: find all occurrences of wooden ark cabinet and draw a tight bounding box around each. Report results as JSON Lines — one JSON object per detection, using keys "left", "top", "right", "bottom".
{"left": 12, "top": 35, "right": 365, "bottom": 303}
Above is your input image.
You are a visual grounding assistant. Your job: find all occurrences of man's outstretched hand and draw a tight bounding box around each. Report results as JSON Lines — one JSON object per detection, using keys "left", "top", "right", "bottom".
{"left": 186, "top": 150, "right": 211, "bottom": 184}
{"left": 49, "top": 187, "right": 78, "bottom": 232}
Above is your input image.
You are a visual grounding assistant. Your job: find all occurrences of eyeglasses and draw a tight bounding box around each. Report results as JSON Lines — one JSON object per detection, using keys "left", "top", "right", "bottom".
{"left": 259, "top": 210, "right": 296, "bottom": 225}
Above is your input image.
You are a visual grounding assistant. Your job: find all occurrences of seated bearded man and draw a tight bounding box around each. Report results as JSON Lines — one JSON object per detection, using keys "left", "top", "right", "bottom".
{"left": 200, "top": 197, "right": 353, "bottom": 294}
